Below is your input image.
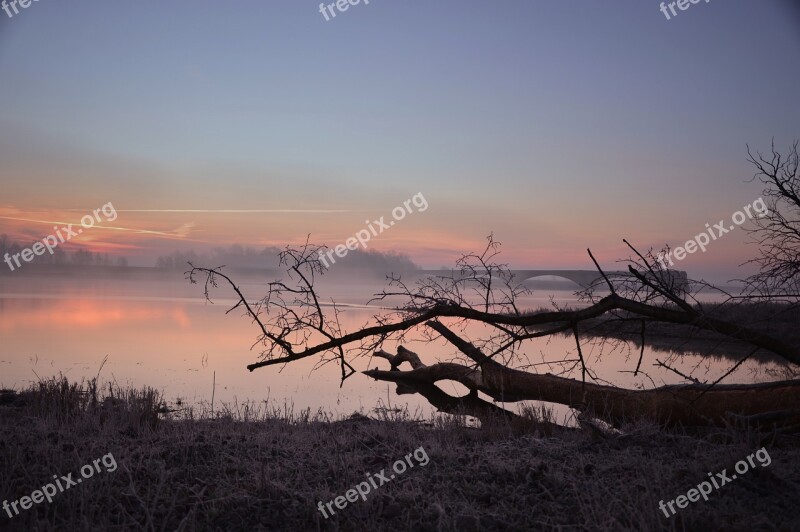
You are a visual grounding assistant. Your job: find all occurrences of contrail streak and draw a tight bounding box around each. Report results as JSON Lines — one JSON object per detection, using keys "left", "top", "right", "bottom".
{"left": 85, "top": 209, "right": 354, "bottom": 214}
{"left": 0, "top": 215, "right": 199, "bottom": 240}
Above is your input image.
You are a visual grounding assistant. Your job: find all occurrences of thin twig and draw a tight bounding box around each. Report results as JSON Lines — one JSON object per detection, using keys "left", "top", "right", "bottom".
{"left": 634, "top": 319, "right": 645, "bottom": 376}
{"left": 587, "top": 248, "right": 616, "bottom": 294}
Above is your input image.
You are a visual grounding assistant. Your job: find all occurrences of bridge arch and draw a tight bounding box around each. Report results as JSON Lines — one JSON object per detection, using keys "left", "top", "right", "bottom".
{"left": 518, "top": 273, "right": 595, "bottom": 288}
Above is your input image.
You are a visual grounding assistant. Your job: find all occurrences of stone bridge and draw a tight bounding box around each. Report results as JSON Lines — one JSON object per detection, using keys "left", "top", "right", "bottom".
{"left": 418, "top": 269, "right": 688, "bottom": 290}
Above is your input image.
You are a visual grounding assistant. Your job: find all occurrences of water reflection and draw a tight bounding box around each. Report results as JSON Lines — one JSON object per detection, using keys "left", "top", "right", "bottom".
{"left": 0, "top": 275, "right": 788, "bottom": 418}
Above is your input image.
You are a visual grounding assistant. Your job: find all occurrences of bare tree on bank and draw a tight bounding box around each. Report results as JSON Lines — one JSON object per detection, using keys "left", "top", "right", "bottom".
{"left": 188, "top": 145, "right": 800, "bottom": 433}
{"left": 744, "top": 140, "right": 800, "bottom": 299}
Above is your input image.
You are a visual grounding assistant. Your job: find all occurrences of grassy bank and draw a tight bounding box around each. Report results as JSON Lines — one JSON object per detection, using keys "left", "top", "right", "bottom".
{"left": 1, "top": 378, "right": 799, "bottom": 531}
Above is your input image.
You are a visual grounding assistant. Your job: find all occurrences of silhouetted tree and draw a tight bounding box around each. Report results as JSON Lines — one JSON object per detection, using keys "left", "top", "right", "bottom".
{"left": 744, "top": 140, "right": 800, "bottom": 298}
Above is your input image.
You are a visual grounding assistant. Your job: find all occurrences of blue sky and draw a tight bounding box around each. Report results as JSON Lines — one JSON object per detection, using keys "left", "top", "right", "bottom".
{"left": 1, "top": 0, "right": 799, "bottom": 280}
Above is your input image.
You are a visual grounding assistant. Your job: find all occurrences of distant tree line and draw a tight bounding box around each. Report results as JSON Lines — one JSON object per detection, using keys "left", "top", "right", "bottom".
{"left": 156, "top": 245, "right": 419, "bottom": 274}
{"left": 0, "top": 235, "right": 128, "bottom": 267}
{"left": 155, "top": 245, "right": 282, "bottom": 270}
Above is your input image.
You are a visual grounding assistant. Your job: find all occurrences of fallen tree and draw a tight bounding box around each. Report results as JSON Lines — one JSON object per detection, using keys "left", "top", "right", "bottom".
{"left": 365, "top": 340, "right": 800, "bottom": 431}
{"left": 186, "top": 234, "right": 800, "bottom": 432}
{"left": 186, "top": 142, "right": 800, "bottom": 432}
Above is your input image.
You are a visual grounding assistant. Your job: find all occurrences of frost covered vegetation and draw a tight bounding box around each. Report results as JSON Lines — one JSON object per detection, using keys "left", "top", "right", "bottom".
{"left": 1, "top": 377, "right": 799, "bottom": 531}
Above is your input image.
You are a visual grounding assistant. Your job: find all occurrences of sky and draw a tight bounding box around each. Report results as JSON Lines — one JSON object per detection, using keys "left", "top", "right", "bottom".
{"left": 1, "top": 0, "right": 799, "bottom": 281}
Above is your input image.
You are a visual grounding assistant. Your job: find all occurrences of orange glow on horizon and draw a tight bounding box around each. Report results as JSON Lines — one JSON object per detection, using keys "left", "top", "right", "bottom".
{"left": 0, "top": 299, "right": 192, "bottom": 331}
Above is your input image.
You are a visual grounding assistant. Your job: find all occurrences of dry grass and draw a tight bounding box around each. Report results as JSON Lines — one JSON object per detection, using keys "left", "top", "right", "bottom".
{"left": 1, "top": 377, "right": 799, "bottom": 531}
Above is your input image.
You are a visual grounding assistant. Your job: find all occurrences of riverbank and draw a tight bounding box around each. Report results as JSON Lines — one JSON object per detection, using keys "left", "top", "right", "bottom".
{"left": 530, "top": 300, "right": 800, "bottom": 369}
{"left": 1, "top": 379, "right": 799, "bottom": 531}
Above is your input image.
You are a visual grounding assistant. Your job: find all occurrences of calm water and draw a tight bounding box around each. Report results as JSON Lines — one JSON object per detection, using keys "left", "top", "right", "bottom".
{"left": 0, "top": 271, "right": 785, "bottom": 419}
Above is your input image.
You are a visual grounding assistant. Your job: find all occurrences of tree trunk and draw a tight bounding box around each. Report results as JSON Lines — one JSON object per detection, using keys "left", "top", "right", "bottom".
{"left": 365, "top": 345, "right": 800, "bottom": 430}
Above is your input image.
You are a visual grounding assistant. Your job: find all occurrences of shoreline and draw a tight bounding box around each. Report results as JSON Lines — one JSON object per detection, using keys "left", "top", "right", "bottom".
{"left": 2, "top": 380, "right": 799, "bottom": 531}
